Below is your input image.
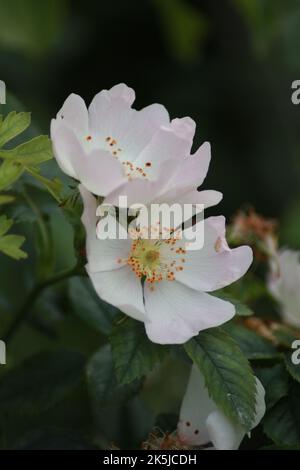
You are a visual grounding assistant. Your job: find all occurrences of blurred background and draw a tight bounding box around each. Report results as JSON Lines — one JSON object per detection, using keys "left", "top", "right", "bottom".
{"left": 0, "top": 0, "right": 300, "bottom": 449}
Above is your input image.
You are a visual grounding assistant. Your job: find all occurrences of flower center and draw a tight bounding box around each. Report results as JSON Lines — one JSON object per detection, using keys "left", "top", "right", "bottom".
{"left": 127, "top": 240, "right": 162, "bottom": 281}
{"left": 118, "top": 236, "right": 186, "bottom": 286}
{"left": 145, "top": 249, "right": 160, "bottom": 263}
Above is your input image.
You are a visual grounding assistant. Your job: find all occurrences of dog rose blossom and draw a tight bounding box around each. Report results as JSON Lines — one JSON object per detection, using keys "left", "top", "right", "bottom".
{"left": 51, "top": 84, "right": 221, "bottom": 209}
{"left": 177, "top": 365, "right": 266, "bottom": 450}
{"left": 80, "top": 185, "right": 253, "bottom": 344}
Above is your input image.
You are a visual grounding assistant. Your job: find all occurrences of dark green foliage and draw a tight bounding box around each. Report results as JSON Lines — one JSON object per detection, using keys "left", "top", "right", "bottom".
{"left": 110, "top": 317, "right": 168, "bottom": 385}
{"left": 185, "top": 327, "right": 257, "bottom": 430}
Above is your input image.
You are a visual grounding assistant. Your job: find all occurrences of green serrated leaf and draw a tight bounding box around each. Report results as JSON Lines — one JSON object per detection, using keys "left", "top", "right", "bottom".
{"left": 254, "top": 363, "right": 289, "bottom": 409}
{"left": 0, "top": 159, "right": 24, "bottom": 190}
{"left": 0, "top": 350, "right": 86, "bottom": 415}
{"left": 263, "top": 383, "right": 300, "bottom": 446}
{"left": 0, "top": 135, "right": 53, "bottom": 165}
{"left": 0, "top": 111, "right": 31, "bottom": 147}
{"left": 224, "top": 323, "right": 278, "bottom": 360}
{"left": 0, "top": 234, "right": 27, "bottom": 259}
{"left": 69, "top": 277, "right": 118, "bottom": 335}
{"left": 184, "top": 327, "right": 256, "bottom": 430}
{"left": 0, "top": 214, "right": 13, "bottom": 236}
{"left": 111, "top": 317, "right": 168, "bottom": 385}
{"left": 0, "top": 194, "right": 15, "bottom": 205}
{"left": 86, "top": 344, "right": 141, "bottom": 408}
{"left": 0, "top": 214, "right": 27, "bottom": 259}
{"left": 284, "top": 352, "right": 300, "bottom": 383}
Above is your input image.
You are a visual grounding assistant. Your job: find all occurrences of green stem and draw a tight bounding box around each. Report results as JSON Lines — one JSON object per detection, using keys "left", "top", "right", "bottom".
{"left": 22, "top": 187, "right": 49, "bottom": 256}
{"left": 3, "top": 264, "right": 79, "bottom": 344}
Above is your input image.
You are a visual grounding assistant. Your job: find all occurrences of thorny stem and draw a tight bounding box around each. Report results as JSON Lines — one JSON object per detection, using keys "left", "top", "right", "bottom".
{"left": 3, "top": 264, "right": 79, "bottom": 344}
